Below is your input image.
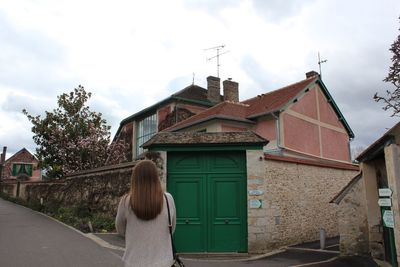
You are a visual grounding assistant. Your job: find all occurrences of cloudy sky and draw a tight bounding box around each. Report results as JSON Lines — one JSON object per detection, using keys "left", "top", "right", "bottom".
{"left": 1, "top": 0, "right": 399, "bottom": 158}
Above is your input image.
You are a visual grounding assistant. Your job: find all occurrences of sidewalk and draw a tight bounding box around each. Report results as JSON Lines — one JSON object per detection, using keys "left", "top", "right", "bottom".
{"left": 93, "top": 233, "right": 341, "bottom": 266}
{"left": 93, "top": 233, "right": 380, "bottom": 266}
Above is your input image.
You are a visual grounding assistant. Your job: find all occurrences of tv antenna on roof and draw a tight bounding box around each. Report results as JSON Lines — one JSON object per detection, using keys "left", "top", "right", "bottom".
{"left": 205, "top": 45, "right": 230, "bottom": 78}
{"left": 318, "top": 52, "right": 327, "bottom": 78}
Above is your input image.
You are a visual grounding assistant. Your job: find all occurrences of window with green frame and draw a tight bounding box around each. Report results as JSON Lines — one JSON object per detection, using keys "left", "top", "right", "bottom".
{"left": 12, "top": 163, "right": 33, "bottom": 177}
{"left": 136, "top": 113, "right": 157, "bottom": 156}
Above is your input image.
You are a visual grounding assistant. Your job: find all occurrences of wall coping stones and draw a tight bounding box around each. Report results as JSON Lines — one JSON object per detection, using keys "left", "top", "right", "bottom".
{"left": 65, "top": 161, "right": 137, "bottom": 179}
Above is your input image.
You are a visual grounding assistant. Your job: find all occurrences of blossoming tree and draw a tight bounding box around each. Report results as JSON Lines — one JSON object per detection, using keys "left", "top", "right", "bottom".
{"left": 23, "top": 85, "right": 127, "bottom": 179}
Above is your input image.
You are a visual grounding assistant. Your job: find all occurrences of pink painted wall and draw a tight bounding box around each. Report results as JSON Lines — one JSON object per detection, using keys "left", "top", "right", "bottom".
{"left": 255, "top": 119, "right": 276, "bottom": 140}
{"left": 283, "top": 114, "right": 321, "bottom": 157}
{"left": 290, "top": 87, "right": 318, "bottom": 120}
{"left": 318, "top": 90, "right": 342, "bottom": 128}
{"left": 282, "top": 84, "right": 350, "bottom": 162}
{"left": 221, "top": 124, "right": 247, "bottom": 132}
{"left": 321, "top": 127, "right": 350, "bottom": 161}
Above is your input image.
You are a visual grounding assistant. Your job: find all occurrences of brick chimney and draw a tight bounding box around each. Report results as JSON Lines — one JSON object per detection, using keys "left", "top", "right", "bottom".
{"left": 223, "top": 79, "right": 239, "bottom": 102}
{"left": 306, "top": 70, "right": 319, "bottom": 78}
{"left": 207, "top": 76, "right": 221, "bottom": 103}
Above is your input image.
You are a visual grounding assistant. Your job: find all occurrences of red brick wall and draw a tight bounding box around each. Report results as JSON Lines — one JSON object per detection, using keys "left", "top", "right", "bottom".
{"left": 3, "top": 149, "right": 41, "bottom": 181}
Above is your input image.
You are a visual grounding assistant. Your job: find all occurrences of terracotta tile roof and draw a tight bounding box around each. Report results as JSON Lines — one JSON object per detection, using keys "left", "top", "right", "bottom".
{"left": 243, "top": 76, "right": 317, "bottom": 118}
{"left": 164, "top": 101, "right": 253, "bottom": 131}
{"left": 164, "top": 76, "right": 317, "bottom": 131}
{"left": 142, "top": 131, "right": 268, "bottom": 148}
{"left": 4, "top": 148, "right": 37, "bottom": 163}
{"left": 173, "top": 84, "right": 220, "bottom": 102}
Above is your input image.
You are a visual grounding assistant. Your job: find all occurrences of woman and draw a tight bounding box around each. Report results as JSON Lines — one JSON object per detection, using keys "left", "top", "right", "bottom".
{"left": 116, "top": 160, "right": 176, "bottom": 267}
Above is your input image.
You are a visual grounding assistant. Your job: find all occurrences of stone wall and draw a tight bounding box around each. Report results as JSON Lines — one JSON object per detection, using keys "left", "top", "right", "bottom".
{"left": 246, "top": 150, "right": 268, "bottom": 253}
{"left": 25, "top": 162, "right": 136, "bottom": 216}
{"left": 0, "top": 182, "right": 17, "bottom": 196}
{"left": 338, "top": 177, "right": 369, "bottom": 255}
{"left": 3, "top": 154, "right": 165, "bottom": 218}
{"left": 247, "top": 158, "right": 357, "bottom": 252}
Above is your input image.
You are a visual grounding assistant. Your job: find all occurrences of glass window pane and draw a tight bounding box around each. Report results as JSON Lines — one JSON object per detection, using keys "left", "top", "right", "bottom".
{"left": 136, "top": 113, "right": 157, "bottom": 156}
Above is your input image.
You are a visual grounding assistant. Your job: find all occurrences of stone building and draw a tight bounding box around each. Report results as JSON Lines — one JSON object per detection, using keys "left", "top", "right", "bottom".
{"left": 333, "top": 122, "right": 400, "bottom": 266}
{"left": 330, "top": 174, "right": 369, "bottom": 256}
{"left": 113, "top": 71, "right": 359, "bottom": 253}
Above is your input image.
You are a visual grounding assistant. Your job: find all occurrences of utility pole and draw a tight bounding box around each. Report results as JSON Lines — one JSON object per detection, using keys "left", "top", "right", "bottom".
{"left": 205, "top": 45, "right": 230, "bottom": 78}
{"left": 0, "top": 146, "right": 7, "bottom": 190}
{"left": 318, "top": 52, "right": 328, "bottom": 78}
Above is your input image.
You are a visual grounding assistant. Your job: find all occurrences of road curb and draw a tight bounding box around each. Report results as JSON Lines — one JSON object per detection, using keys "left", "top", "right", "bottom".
{"left": 85, "top": 233, "right": 125, "bottom": 251}
{"left": 180, "top": 248, "right": 286, "bottom": 262}
{"left": 290, "top": 256, "right": 339, "bottom": 267}
{"left": 288, "top": 247, "right": 340, "bottom": 254}
{"left": 36, "top": 212, "right": 125, "bottom": 251}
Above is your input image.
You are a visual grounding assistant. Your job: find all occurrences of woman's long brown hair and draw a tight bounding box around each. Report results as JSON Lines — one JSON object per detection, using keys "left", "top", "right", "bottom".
{"left": 130, "top": 160, "right": 163, "bottom": 220}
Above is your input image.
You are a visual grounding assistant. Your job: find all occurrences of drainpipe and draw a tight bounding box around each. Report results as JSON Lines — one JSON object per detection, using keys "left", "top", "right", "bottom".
{"left": 348, "top": 137, "right": 354, "bottom": 162}
{"left": 271, "top": 112, "right": 283, "bottom": 152}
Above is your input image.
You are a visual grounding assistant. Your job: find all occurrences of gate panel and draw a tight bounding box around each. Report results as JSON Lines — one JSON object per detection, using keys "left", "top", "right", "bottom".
{"left": 167, "top": 151, "right": 247, "bottom": 252}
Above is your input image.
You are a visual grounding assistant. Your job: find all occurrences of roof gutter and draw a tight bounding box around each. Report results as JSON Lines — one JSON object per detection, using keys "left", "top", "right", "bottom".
{"left": 271, "top": 111, "right": 284, "bottom": 152}
{"left": 114, "top": 96, "right": 215, "bottom": 140}
{"left": 356, "top": 135, "right": 394, "bottom": 162}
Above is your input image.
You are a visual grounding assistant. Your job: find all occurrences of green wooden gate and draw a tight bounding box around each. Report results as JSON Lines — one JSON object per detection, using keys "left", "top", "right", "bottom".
{"left": 167, "top": 151, "right": 247, "bottom": 253}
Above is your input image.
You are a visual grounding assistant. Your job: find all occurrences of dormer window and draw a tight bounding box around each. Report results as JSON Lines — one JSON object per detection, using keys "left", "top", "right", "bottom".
{"left": 136, "top": 113, "right": 157, "bottom": 156}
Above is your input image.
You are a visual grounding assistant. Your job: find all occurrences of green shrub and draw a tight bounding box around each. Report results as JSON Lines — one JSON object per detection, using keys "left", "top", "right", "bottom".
{"left": 73, "top": 203, "right": 91, "bottom": 218}
{"left": 91, "top": 213, "right": 115, "bottom": 232}
{"left": 0, "top": 193, "right": 115, "bottom": 233}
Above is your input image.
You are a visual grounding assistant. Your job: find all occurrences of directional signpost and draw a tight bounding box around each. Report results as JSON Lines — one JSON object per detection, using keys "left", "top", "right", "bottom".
{"left": 383, "top": 210, "right": 395, "bottom": 228}
{"left": 379, "top": 188, "right": 393, "bottom": 197}
{"left": 249, "top": 199, "right": 262, "bottom": 209}
{"left": 378, "top": 198, "right": 392, "bottom": 207}
{"left": 378, "top": 188, "right": 397, "bottom": 267}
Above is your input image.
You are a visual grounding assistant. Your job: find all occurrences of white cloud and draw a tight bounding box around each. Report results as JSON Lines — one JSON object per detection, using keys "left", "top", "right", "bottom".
{"left": 0, "top": 0, "right": 399, "bottom": 155}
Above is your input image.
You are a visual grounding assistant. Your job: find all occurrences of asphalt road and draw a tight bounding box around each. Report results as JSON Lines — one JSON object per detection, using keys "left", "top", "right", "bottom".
{"left": 0, "top": 198, "right": 378, "bottom": 267}
{"left": 0, "top": 198, "right": 123, "bottom": 267}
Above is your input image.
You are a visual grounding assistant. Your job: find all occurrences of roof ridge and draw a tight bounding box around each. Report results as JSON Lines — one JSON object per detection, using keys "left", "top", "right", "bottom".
{"left": 5, "top": 147, "right": 34, "bottom": 163}
{"left": 242, "top": 76, "right": 316, "bottom": 103}
{"left": 162, "top": 100, "right": 250, "bottom": 132}
{"left": 224, "top": 100, "right": 250, "bottom": 107}
{"left": 171, "top": 84, "right": 206, "bottom": 96}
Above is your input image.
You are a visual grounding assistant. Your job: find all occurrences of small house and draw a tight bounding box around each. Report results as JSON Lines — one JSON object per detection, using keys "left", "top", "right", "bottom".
{"left": 1, "top": 148, "right": 41, "bottom": 182}
{"left": 115, "top": 71, "right": 359, "bottom": 253}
